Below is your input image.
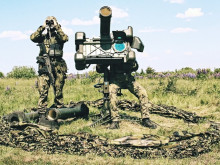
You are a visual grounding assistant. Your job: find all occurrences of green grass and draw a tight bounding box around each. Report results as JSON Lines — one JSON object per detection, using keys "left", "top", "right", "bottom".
{"left": 0, "top": 77, "right": 220, "bottom": 164}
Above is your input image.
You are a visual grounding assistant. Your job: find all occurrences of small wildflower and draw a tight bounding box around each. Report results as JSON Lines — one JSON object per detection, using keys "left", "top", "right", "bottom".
{"left": 214, "top": 73, "right": 220, "bottom": 79}
{"left": 6, "top": 86, "right": 10, "bottom": 91}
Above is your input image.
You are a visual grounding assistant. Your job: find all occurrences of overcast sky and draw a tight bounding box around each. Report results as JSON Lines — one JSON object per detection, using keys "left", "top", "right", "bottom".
{"left": 0, "top": 0, "right": 219, "bottom": 74}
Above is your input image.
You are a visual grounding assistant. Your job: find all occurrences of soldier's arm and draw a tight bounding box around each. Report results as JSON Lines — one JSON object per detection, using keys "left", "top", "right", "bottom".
{"left": 30, "top": 26, "right": 45, "bottom": 43}
{"left": 55, "top": 25, "right": 69, "bottom": 43}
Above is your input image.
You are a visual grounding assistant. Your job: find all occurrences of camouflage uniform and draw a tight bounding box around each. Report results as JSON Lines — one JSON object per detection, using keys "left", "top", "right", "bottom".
{"left": 97, "top": 61, "right": 150, "bottom": 122}
{"left": 30, "top": 16, "right": 68, "bottom": 108}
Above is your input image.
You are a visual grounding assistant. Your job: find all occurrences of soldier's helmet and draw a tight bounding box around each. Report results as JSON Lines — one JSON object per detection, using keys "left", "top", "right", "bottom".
{"left": 44, "top": 16, "right": 58, "bottom": 27}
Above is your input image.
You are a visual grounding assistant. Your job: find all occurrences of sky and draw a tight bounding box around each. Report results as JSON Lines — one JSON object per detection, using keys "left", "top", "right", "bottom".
{"left": 0, "top": 0, "right": 219, "bottom": 75}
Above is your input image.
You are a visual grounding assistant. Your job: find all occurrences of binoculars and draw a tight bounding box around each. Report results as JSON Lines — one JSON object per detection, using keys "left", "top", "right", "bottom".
{"left": 45, "top": 20, "right": 54, "bottom": 27}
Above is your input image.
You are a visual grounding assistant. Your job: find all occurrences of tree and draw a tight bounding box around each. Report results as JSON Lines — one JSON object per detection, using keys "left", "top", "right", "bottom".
{"left": 146, "top": 67, "right": 155, "bottom": 75}
{"left": 0, "top": 71, "right": 4, "bottom": 78}
{"left": 7, "top": 66, "right": 37, "bottom": 79}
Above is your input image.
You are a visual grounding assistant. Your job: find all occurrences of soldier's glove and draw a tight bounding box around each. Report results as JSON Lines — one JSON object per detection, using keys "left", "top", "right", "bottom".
{"left": 54, "top": 24, "right": 61, "bottom": 30}
{"left": 37, "top": 25, "right": 45, "bottom": 33}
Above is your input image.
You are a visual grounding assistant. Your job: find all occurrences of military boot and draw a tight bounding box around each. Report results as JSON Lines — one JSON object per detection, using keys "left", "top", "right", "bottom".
{"left": 141, "top": 118, "right": 157, "bottom": 129}
{"left": 109, "top": 121, "right": 120, "bottom": 129}
{"left": 50, "top": 104, "right": 57, "bottom": 108}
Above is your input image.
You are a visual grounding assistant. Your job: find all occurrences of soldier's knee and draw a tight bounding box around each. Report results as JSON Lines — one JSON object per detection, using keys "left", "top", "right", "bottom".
{"left": 109, "top": 84, "right": 119, "bottom": 94}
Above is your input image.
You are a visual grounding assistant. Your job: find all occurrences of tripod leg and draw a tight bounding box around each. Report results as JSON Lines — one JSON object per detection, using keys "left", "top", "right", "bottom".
{"left": 101, "top": 97, "right": 110, "bottom": 117}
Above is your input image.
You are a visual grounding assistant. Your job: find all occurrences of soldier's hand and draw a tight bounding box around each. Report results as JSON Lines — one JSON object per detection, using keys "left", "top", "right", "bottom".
{"left": 37, "top": 25, "right": 45, "bottom": 33}
{"left": 54, "top": 24, "right": 61, "bottom": 30}
{"left": 42, "top": 25, "right": 46, "bottom": 29}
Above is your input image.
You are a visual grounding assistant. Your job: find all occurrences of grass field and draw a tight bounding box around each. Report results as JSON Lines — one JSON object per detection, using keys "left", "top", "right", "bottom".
{"left": 0, "top": 77, "right": 220, "bottom": 164}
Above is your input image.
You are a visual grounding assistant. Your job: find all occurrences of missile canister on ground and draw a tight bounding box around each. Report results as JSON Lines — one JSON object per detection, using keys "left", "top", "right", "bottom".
{"left": 46, "top": 103, "right": 89, "bottom": 121}
{"left": 3, "top": 111, "right": 39, "bottom": 123}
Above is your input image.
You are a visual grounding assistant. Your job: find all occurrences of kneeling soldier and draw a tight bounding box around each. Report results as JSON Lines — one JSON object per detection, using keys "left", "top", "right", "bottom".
{"left": 96, "top": 61, "right": 157, "bottom": 129}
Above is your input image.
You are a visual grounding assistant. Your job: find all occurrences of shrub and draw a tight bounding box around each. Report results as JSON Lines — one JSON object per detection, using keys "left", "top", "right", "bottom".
{"left": 88, "top": 71, "right": 101, "bottom": 82}
{"left": 196, "top": 68, "right": 212, "bottom": 79}
{"left": 140, "top": 69, "right": 145, "bottom": 76}
{"left": 165, "top": 77, "right": 177, "bottom": 93}
{"left": 7, "top": 66, "right": 37, "bottom": 79}
{"left": 176, "top": 67, "right": 196, "bottom": 74}
{"left": 146, "top": 67, "right": 155, "bottom": 75}
{"left": 214, "top": 73, "right": 220, "bottom": 79}
{"left": 214, "top": 68, "right": 220, "bottom": 73}
{"left": 0, "top": 71, "right": 4, "bottom": 78}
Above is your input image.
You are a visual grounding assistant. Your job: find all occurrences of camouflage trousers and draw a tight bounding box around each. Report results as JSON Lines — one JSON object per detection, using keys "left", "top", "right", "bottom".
{"left": 109, "top": 74, "right": 150, "bottom": 121}
{"left": 37, "top": 59, "right": 67, "bottom": 108}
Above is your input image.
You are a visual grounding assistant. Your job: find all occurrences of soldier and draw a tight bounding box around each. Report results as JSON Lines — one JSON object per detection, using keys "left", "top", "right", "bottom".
{"left": 30, "top": 16, "right": 68, "bottom": 109}
{"left": 96, "top": 61, "right": 157, "bottom": 129}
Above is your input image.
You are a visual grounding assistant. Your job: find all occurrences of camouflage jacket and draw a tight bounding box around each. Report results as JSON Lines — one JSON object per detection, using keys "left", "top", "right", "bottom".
{"left": 30, "top": 25, "right": 68, "bottom": 57}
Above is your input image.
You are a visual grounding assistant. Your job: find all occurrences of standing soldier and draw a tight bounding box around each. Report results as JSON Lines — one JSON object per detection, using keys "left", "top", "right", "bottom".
{"left": 96, "top": 62, "right": 157, "bottom": 129}
{"left": 30, "top": 16, "right": 68, "bottom": 109}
